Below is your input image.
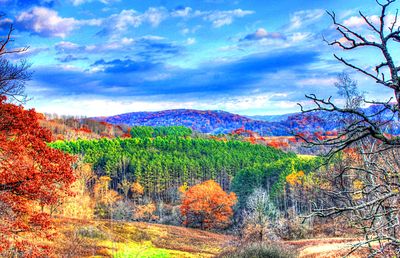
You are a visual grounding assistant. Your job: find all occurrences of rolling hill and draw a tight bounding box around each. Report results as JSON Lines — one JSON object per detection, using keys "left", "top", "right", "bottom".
{"left": 95, "top": 105, "right": 399, "bottom": 136}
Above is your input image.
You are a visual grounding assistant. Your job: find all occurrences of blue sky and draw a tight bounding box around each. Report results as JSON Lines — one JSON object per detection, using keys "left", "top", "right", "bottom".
{"left": 1, "top": 0, "right": 397, "bottom": 116}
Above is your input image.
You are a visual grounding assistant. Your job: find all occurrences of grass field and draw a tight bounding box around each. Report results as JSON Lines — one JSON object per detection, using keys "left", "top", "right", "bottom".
{"left": 53, "top": 218, "right": 232, "bottom": 257}
{"left": 52, "top": 218, "right": 364, "bottom": 257}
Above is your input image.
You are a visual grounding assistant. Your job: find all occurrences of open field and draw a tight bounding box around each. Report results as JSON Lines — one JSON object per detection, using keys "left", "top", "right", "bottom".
{"left": 288, "top": 238, "right": 365, "bottom": 258}
{"left": 50, "top": 218, "right": 366, "bottom": 258}
{"left": 52, "top": 218, "right": 233, "bottom": 257}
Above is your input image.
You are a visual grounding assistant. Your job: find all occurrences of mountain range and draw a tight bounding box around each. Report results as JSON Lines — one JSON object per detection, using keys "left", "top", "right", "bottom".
{"left": 95, "top": 105, "right": 399, "bottom": 136}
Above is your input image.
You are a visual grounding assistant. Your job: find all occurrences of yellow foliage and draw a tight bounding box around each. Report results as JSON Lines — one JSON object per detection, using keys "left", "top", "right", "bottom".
{"left": 131, "top": 181, "right": 144, "bottom": 196}
{"left": 353, "top": 179, "right": 364, "bottom": 190}
{"left": 178, "top": 182, "right": 189, "bottom": 195}
{"left": 286, "top": 170, "right": 305, "bottom": 186}
{"left": 94, "top": 176, "right": 121, "bottom": 206}
{"left": 352, "top": 179, "right": 364, "bottom": 200}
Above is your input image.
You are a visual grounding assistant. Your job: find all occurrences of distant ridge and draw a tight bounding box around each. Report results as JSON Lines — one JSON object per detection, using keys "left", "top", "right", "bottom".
{"left": 95, "top": 106, "right": 400, "bottom": 136}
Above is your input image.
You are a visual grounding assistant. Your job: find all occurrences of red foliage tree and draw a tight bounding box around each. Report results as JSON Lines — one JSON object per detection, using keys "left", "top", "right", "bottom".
{"left": 0, "top": 96, "right": 75, "bottom": 256}
{"left": 180, "top": 180, "right": 237, "bottom": 230}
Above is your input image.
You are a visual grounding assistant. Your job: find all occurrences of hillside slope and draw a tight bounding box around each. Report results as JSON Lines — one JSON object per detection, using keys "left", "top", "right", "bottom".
{"left": 53, "top": 218, "right": 232, "bottom": 257}
{"left": 52, "top": 218, "right": 365, "bottom": 257}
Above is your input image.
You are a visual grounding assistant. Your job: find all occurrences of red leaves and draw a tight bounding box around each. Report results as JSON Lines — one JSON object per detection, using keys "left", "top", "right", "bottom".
{"left": 0, "top": 97, "right": 75, "bottom": 256}
{"left": 180, "top": 180, "right": 237, "bottom": 230}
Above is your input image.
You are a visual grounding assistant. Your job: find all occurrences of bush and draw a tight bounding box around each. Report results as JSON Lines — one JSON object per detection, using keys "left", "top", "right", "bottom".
{"left": 218, "top": 242, "right": 297, "bottom": 258}
{"left": 111, "top": 200, "right": 133, "bottom": 221}
{"left": 77, "top": 226, "right": 106, "bottom": 240}
{"left": 275, "top": 214, "right": 311, "bottom": 240}
{"left": 159, "top": 205, "right": 183, "bottom": 225}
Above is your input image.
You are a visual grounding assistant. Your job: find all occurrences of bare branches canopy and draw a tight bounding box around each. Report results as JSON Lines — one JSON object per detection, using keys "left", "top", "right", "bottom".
{"left": 0, "top": 13, "right": 30, "bottom": 103}
{"left": 325, "top": 0, "right": 400, "bottom": 107}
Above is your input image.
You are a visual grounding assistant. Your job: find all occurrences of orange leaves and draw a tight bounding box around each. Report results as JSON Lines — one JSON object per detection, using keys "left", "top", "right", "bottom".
{"left": 180, "top": 180, "right": 237, "bottom": 230}
{"left": 133, "top": 203, "right": 158, "bottom": 221}
{"left": 0, "top": 97, "right": 75, "bottom": 256}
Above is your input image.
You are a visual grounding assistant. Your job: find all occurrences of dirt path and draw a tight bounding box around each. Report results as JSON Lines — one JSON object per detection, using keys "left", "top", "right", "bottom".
{"left": 286, "top": 238, "right": 365, "bottom": 257}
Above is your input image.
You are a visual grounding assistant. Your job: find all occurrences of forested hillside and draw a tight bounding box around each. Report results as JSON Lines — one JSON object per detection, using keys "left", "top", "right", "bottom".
{"left": 50, "top": 136, "right": 296, "bottom": 200}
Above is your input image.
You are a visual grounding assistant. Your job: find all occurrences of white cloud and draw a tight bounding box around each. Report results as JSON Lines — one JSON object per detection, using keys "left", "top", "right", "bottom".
{"left": 343, "top": 15, "right": 379, "bottom": 28}
{"left": 16, "top": 7, "right": 78, "bottom": 38}
{"left": 55, "top": 41, "right": 81, "bottom": 52}
{"left": 242, "top": 28, "right": 285, "bottom": 41}
{"left": 286, "top": 9, "right": 325, "bottom": 31}
{"left": 27, "top": 93, "right": 298, "bottom": 117}
{"left": 142, "top": 7, "right": 168, "bottom": 27}
{"left": 98, "top": 7, "right": 167, "bottom": 36}
{"left": 201, "top": 9, "right": 254, "bottom": 28}
{"left": 342, "top": 14, "right": 399, "bottom": 30}
{"left": 55, "top": 37, "right": 136, "bottom": 54}
{"left": 296, "top": 77, "right": 336, "bottom": 87}
{"left": 16, "top": 7, "right": 101, "bottom": 38}
{"left": 112, "top": 9, "right": 142, "bottom": 31}
{"left": 186, "top": 37, "right": 196, "bottom": 45}
{"left": 70, "top": 0, "right": 119, "bottom": 6}
{"left": 171, "top": 7, "right": 192, "bottom": 18}
{"left": 288, "top": 32, "right": 312, "bottom": 43}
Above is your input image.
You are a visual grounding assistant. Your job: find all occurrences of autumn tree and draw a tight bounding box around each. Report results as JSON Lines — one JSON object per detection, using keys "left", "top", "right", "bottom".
{"left": 131, "top": 180, "right": 144, "bottom": 205}
{"left": 58, "top": 160, "right": 95, "bottom": 219}
{"left": 0, "top": 96, "right": 75, "bottom": 256}
{"left": 180, "top": 180, "right": 237, "bottom": 230}
{"left": 93, "top": 176, "right": 121, "bottom": 219}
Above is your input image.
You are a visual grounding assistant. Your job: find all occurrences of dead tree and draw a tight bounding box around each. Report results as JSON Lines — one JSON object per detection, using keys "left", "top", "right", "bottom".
{"left": 0, "top": 13, "right": 30, "bottom": 102}
{"left": 299, "top": 0, "right": 400, "bottom": 256}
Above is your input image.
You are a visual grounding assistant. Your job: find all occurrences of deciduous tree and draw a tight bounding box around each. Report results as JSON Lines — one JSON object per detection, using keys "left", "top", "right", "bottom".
{"left": 0, "top": 96, "right": 75, "bottom": 256}
{"left": 180, "top": 180, "right": 236, "bottom": 230}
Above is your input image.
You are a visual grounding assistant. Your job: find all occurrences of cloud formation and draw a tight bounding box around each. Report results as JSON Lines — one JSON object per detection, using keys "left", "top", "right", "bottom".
{"left": 16, "top": 7, "right": 78, "bottom": 38}
{"left": 15, "top": 7, "right": 101, "bottom": 38}
{"left": 69, "top": 0, "right": 119, "bottom": 5}
{"left": 199, "top": 9, "right": 254, "bottom": 27}
{"left": 241, "top": 28, "right": 286, "bottom": 41}
{"left": 286, "top": 9, "right": 325, "bottom": 31}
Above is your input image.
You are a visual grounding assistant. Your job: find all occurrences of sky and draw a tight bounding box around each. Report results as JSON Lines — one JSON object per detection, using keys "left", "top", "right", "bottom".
{"left": 1, "top": 0, "right": 398, "bottom": 116}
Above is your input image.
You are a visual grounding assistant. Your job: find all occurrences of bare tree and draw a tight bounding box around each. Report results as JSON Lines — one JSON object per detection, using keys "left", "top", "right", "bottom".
{"left": 241, "top": 188, "right": 279, "bottom": 242}
{"left": 299, "top": 1, "right": 400, "bottom": 255}
{"left": 335, "top": 72, "right": 364, "bottom": 109}
{"left": 0, "top": 13, "right": 30, "bottom": 102}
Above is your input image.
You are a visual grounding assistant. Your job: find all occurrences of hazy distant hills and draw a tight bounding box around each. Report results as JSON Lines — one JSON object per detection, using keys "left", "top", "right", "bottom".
{"left": 95, "top": 106, "right": 399, "bottom": 136}
{"left": 246, "top": 113, "right": 294, "bottom": 122}
{"left": 96, "top": 109, "right": 328, "bottom": 136}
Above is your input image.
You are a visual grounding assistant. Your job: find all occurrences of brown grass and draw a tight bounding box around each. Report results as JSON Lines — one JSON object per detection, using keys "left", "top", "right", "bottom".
{"left": 287, "top": 238, "right": 367, "bottom": 258}
{"left": 49, "top": 217, "right": 367, "bottom": 258}
{"left": 51, "top": 217, "right": 231, "bottom": 257}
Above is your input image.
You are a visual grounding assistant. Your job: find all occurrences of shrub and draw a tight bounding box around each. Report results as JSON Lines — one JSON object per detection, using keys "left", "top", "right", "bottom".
{"left": 77, "top": 226, "right": 106, "bottom": 240}
{"left": 274, "top": 213, "right": 311, "bottom": 240}
{"left": 112, "top": 200, "right": 133, "bottom": 221}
